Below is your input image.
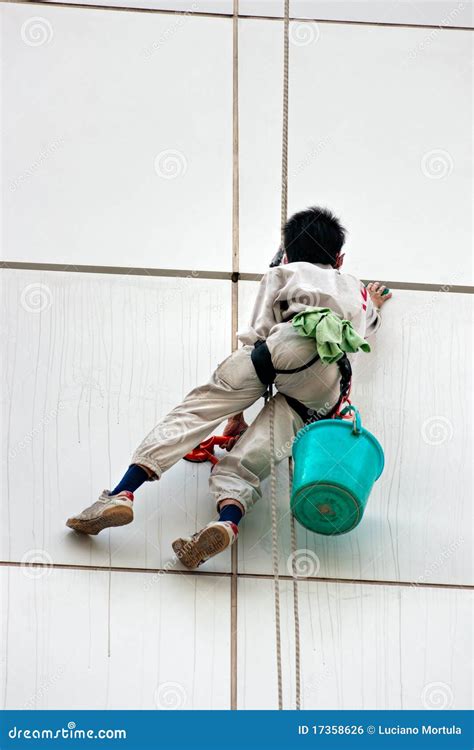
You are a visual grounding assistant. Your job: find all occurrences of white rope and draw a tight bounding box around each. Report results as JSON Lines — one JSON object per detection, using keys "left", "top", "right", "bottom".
{"left": 289, "top": 458, "right": 301, "bottom": 709}
{"left": 269, "top": 392, "right": 283, "bottom": 709}
{"left": 281, "top": 0, "right": 302, "bottom": 708}
{"left": 268, "top": 0, "right": 302, "bottom": 710}
{"left": 280, "top": 0, "right": 290, "bottom": 231}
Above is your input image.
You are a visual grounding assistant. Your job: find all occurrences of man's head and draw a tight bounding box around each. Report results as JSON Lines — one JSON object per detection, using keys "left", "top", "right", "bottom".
{"left": 283, "top": 206, "right": 346, "bottom": 267}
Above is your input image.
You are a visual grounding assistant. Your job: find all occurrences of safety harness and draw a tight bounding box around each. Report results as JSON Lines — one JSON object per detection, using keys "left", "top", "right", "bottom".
{"left": 250, "top": 338, "right": 352, "bottom": 424}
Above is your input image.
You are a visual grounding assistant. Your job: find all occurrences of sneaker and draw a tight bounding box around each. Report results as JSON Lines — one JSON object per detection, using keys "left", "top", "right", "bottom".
{"left": 172, "top": 521, "right": 238, "bottom": 569}
{"left": 66, "top": 490, "right": 134, "bottom": 535}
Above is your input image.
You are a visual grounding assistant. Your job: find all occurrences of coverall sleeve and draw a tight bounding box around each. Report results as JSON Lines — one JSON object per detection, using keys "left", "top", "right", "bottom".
{"left": 237, "top": 268, "right": 281, "bottom": 345}
{"left": 365, "top": 293, "right": 382, "bottom": 338}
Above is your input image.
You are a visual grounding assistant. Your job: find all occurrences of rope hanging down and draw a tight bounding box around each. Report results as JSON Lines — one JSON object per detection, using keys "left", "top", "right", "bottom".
{"left": 269, "top": 0, "right": 302, "bottom": 711}
{"left": 269, "top": 396, "right": 283, "bottom": 709}
{"left": 289, "top": 458, "right": 301, "bottom": 709}
{"left": 280, "top": 0, "right": 290, "bottom": 231}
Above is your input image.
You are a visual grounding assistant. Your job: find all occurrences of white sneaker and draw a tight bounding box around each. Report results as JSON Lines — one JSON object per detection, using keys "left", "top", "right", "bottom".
{"left": 172, "top": 521, "right": 238, "bottom": 569}
{"left": 66, "top": 490, "right": 134, "bottom": 535}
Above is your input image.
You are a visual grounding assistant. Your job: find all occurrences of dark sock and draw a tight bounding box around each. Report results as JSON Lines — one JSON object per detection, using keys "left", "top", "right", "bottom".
{"left": 111, "top": 464, "right": 150, "bottom": 496}
{"left": 218, "top": 504, "right": 243, "bottom": 526}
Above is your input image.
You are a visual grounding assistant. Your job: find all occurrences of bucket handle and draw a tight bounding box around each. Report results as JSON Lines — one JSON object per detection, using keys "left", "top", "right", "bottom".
{"left": 338, "top": 404, "right": 362, "bottom": 435}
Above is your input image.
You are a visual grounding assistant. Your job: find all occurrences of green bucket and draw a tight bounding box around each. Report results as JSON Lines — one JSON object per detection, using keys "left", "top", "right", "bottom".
{"left": 291, "top": 406, "right": 384, "bottom": 535}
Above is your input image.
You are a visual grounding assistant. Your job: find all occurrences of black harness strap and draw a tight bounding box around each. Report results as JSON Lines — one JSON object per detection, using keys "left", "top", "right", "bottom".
{"left": 250, "top": 339, "right": 277, "bottom": 386}
{"left": 251, "top": 339, "right": 320, "bottom": 385}
{"left": 250, "top": 339, "right": 352, "bottom": 425}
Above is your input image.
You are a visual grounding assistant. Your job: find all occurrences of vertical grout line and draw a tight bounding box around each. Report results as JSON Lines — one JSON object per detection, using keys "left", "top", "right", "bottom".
{"left": 230, "top": 0, "right": 240, "bottom": 712}
{"left": 232, "top": 10, "right": 240, "bottom": 283}
{"left": 230, "top": 512, "right": 238, "bottom": 710}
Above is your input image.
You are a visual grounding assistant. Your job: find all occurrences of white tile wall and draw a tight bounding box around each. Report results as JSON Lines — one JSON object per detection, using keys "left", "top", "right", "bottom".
{"left": 287, "top": 21, "right": 472, "bottom": 285}
{"left": 39, "top": 0, "right": 235, "bottom": 12}
{"left": 239, "top": 21, "right": 472, "bottom": 284}
{"left": 1, "top": 271, "right": 232, "bottom": 572}
{"left": 237, "top": 578, "right": 472, "bottom": 709}
{"left": 37, "top": 2, "right": 283, "bottom": 14}
{"left": 237, "top": 283, "right": 473, "bottom": 585}
{"left": 38, "top": 1, "right": 474, "bottom": 27}
{"left": 0, "top": 566, "right": 230, "bottom": 709}
{"left": 239, "top": 19, "right": 284, "bottom": 272}
{"left": 2, "top": 5, "right": 232, "bottom": 270}
{"left": 4, "top": 5, "right": 470, "bottom": 282}
{"left": 241, "top": 1, "right": 284, "bottom": 15}
{"left": 292, "top": 1, "right": 473, "bottom": 28}
{"left": 2, "top": 1, "right": 471, "bottom": 715}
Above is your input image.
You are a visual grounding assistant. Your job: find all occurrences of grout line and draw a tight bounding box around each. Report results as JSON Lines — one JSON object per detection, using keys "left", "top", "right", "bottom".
{"left": 1, "top": 560, "right": 472, "bottom": 591}
{"left": 230, "top": 544, "right": 238, "bottom": 707}
{"left": 2, "top": 262, "right": 473, "bottom": 294}
{"left": 0, "top": 261, "right": 231, "bottom": 281}
{"left": 238, "top": 571, "right": 474, "bottom": 591}
{"left": 1, "top": 0, "right": 472, "bottom": 30}
{"left": 229, "top": 0, "right": 239, "bottom": 712}
{"left": 0, "top": 559, "right": 230, "bottom": 578}
{"left": 360, "top": 279, "right": 474, "bottom": 294}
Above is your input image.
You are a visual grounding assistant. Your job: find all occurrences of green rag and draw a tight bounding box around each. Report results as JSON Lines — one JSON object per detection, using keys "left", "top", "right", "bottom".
{"left": 292, "top": 307, "right": 371, "bottom": 364}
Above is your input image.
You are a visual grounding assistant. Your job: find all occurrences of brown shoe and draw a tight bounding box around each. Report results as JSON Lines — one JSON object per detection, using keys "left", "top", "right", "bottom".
{"left": 172, "top": 521, "right": 238, "bottom": 569}
{"left": 66, "top": 490, "right": 134, "bottom": 535}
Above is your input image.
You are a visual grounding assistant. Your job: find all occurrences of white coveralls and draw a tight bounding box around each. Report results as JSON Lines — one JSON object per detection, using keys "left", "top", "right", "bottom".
{"left": 132, "top": 262, "right": 381, "bottom": 512}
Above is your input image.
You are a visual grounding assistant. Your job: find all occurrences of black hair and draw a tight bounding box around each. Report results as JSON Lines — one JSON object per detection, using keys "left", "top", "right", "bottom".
{"left": 283, "top": 206, "right": 346, "bottom": 266}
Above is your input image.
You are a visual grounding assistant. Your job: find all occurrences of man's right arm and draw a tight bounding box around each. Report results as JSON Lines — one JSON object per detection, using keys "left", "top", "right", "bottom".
{"left": 365, "top": 281, "right": 392, "bottom": 336}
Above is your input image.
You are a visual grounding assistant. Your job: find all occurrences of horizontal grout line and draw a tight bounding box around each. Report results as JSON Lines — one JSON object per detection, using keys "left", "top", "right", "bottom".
{"left": 359, "top": 279, "right": 473, "bottom": 294}
{"left": 238, "top": 572, "right": 474, "bottom": 591}
{"left": 0, "top": 261, "right": 233, "bottom": 281}
{"left": 2, "top": 0, "right": 472, "bottom": 31}
{"left": 2, "top": 261, "right": 473, "bottom": 294}
{"left": 1, "top": 560, "right": 472, "bottom": 591}
{"left": 241, "top": 275, "right": 474, "bottom": 294}
{"left": 0, "top": 559, "right": 227, "bottom": 578}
